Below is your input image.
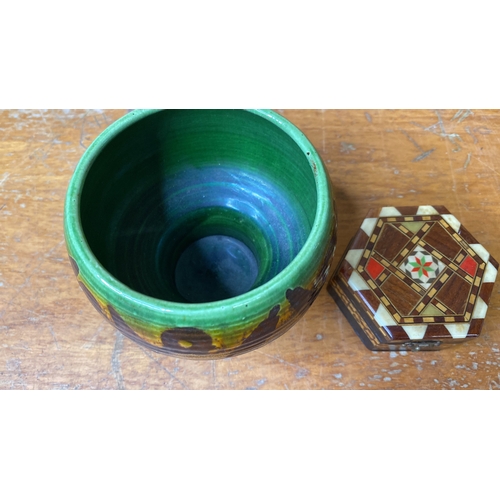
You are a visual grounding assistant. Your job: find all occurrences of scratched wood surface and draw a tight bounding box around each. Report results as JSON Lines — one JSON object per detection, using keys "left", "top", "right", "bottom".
{"left": 1, "top": 109, "right": 500, "bottom": 390}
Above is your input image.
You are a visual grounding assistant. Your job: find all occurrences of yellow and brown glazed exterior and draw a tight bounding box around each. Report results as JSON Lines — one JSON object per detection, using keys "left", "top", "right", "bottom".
{"left": 67, "top": 213, "right": 336, "bottom": 359}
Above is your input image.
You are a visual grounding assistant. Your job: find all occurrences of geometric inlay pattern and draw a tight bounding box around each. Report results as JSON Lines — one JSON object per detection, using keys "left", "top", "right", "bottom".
{"left": 328, "top": 205, "right": 499, "bottom": 351}
{"left": 401, "top": 250, "right": 440, "bottom": 284}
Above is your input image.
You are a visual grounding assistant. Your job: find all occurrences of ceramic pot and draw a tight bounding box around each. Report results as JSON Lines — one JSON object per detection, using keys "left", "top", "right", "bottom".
{"left": 64, "top": 110, "right": 337, "bottom": 358}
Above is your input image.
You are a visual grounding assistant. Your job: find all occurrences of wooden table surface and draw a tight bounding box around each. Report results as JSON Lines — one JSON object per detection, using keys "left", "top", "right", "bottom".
{"left": 1, "top": 109, "right": 500, "bottom": 390}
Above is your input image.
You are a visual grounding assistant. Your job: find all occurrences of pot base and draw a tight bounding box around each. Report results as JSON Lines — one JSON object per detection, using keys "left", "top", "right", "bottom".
{"left": 175, "top": 234, "right": 259, "bottom": 303}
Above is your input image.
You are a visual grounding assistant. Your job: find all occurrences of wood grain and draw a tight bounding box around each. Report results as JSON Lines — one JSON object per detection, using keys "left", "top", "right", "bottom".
{"left": 1, "top": 109, "right": 500, "bottom": 389}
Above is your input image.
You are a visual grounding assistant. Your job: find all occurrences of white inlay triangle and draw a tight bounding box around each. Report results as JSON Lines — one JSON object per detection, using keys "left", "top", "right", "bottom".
{"left": 348, "top": 271, "right": 370, "bottom": 291}
{"left": 402, "top": 325, "right": 428, "bottom": 340}
{"left": 441, "top": 213, "right": 461, "bottom": 232}
{"left": 345, "top": 249, "right": 364, "bottom": 269}
{"left": 444, "top": 323, "right": 470, "bottom": 339}
{"left": 416, "top": 206, "right": 439, "bottom": 215}
{"left": 379, "top": 207, "right": 402, "bottom": 217}
{"left": 470, "top": 244, "right": 489, "bottom": 263}
{"left": 374, "top": 304, "right": 398, "bottom": 327}
{"left": 483, "top": 261, "right": 498, "bottom": 283}
{"left": 472, "top": 296, "right": 488, "bottom": 319}
{"left": 360, "top": 217, "right": 378, "bottom": 237}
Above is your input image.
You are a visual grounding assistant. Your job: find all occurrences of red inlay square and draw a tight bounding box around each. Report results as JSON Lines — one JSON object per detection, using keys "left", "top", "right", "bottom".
{"left": 366, "top": 257, "right": 385, "bottom": 280}
{"left": 460, "top": 255, "right": 478, "bottom": 276}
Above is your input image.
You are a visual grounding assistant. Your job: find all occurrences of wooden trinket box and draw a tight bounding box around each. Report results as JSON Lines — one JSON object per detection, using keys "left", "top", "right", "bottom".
{"left": 328, "top": 205, "right": 499, "bottom": 351}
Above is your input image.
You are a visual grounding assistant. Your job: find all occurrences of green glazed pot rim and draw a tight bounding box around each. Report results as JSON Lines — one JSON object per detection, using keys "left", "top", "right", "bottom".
{"left": 64, "top": 109, "right": 333, "bottom": 316}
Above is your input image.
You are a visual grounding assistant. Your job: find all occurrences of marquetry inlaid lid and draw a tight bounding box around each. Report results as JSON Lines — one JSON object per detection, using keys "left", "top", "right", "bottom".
{"left": 327, "top": 205, "right": 499, "bottom": 351}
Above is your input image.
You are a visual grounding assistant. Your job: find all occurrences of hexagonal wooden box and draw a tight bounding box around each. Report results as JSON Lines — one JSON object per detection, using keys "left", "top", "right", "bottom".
{"left": 328, "top": 205, "right": 498, "bottom": 351}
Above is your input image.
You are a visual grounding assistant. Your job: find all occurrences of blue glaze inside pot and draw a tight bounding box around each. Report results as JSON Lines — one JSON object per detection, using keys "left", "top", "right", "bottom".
{"left": 80, "top": 110, "right": 317, "bottom": 303}
{"left": 175, "top": 235, "right": 259, "bottom": 303}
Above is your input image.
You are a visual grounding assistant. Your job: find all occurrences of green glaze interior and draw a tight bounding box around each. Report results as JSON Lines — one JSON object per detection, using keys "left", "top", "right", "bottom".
{"left": 78, "top": 110, "right": 318, "bottom": 304}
